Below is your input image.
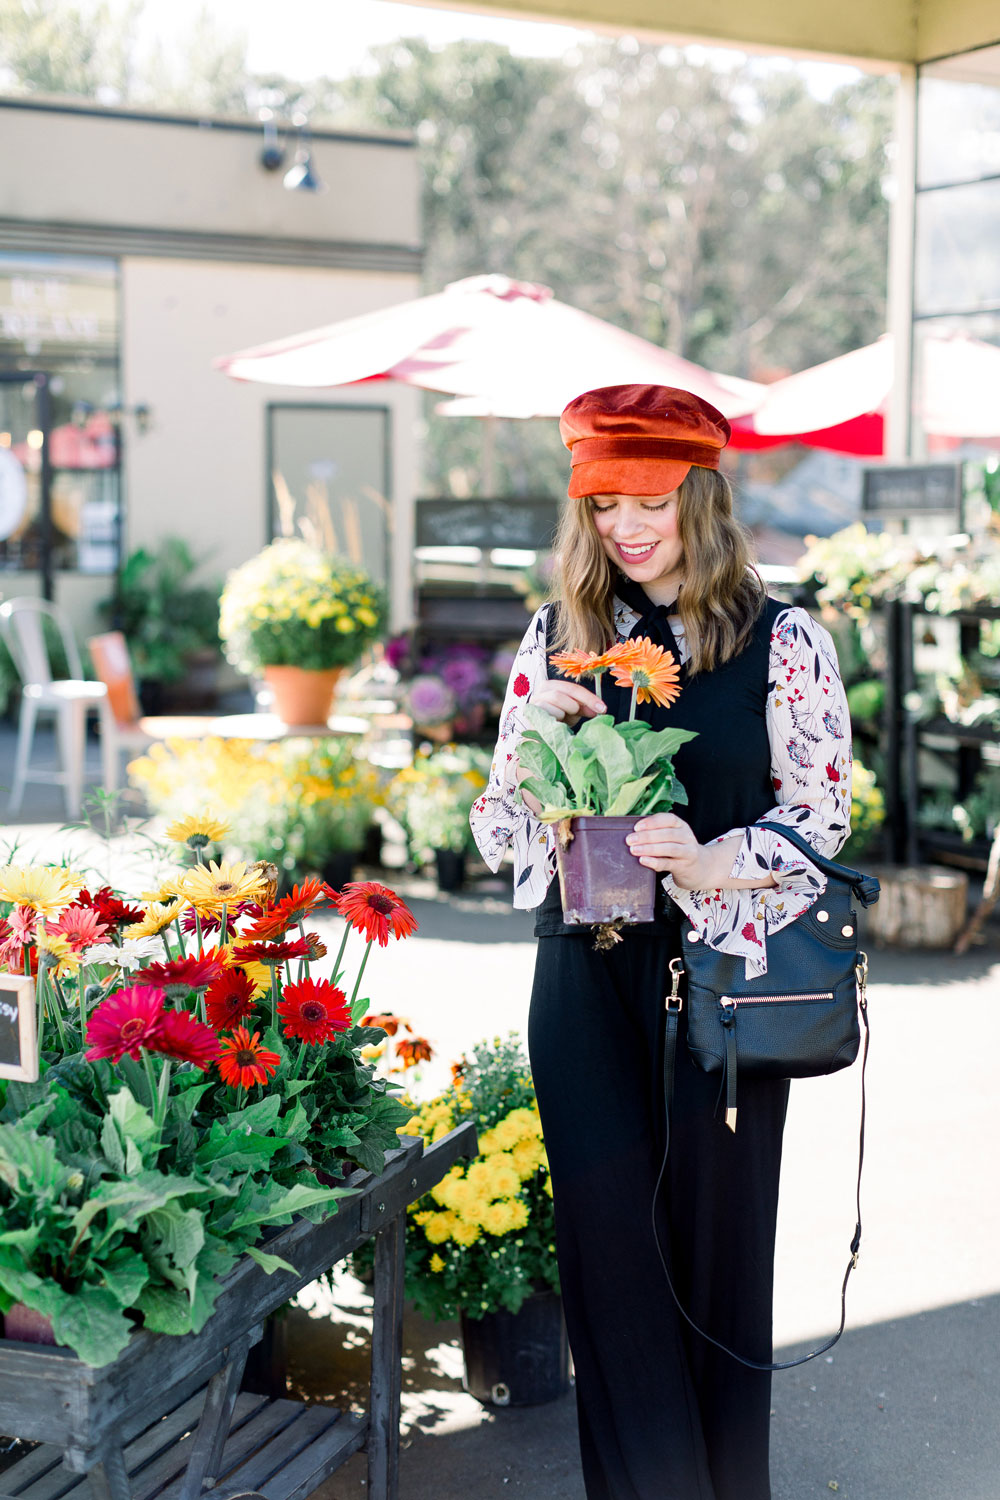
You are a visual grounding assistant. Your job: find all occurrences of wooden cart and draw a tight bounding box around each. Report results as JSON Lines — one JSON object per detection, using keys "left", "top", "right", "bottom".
{"left": 0, "top": 1127, "right": 475, "bottom": 1500}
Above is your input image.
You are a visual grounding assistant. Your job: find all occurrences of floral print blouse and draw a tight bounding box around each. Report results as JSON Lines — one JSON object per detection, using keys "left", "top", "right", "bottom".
{"left": 469, "top": 598, "right": 852, "bottom": 979}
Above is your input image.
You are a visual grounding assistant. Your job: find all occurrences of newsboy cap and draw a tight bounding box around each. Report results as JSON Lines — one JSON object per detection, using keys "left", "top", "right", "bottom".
{"left": 559, "top": 384, "right": 731, "bottom": 500}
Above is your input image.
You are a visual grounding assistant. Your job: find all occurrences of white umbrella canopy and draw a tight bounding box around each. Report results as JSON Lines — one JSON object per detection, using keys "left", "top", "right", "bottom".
{"left": 216, "top": 274, "right": 763, "bottom": 420}
{"left": 728, "top": 330, "right": 1000, "bottom": 454}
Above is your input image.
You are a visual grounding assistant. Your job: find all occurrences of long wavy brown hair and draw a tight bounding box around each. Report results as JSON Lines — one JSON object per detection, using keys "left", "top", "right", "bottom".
{"left": 549, "top": 466, "right": 765, "bottom": 675}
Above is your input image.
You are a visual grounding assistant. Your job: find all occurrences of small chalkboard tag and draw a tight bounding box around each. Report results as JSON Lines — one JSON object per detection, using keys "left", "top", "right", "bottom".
{"left": 0, "top": 974, "right": 38, "bottom": 1082}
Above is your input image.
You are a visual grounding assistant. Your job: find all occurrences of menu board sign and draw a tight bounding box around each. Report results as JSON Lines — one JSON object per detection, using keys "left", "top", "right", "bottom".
{"left": 0, "top": 974, "right": 38, "bottom": 1082}
{"left": 416, "top": 498, "right": 559, "bottom": 551}
{"left": 861, "top": 464, "right": 964, "bottom": 524}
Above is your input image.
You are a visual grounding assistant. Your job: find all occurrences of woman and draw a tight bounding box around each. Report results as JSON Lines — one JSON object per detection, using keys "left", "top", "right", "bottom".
{"left": 470, "top": 384, "right": 852, "bottom": 1500}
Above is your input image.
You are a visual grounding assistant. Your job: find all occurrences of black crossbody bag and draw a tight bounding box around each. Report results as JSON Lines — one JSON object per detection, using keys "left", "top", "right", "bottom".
{"left": 655, "top": 823, "right": 880, "bottom": 1370}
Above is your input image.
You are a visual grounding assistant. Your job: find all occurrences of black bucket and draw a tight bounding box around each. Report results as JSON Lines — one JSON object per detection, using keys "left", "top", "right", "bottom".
{"left": 460, "top": 1290, "right": 571, "bottom": 1407}
{"left": 434, "top": 848, "right": 467, "bottom": 892}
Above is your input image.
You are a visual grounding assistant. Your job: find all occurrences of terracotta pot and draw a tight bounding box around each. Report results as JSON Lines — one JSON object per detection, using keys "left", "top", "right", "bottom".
{"left": 555, "top": 815, "right": 657, "bottom": 925}
{"left": 263, "top": 666, "right": 344, "bottom": 727}
{"left": 4, "top": 1302, "right": 57, "bottom": 1345}
{"left": 461, "top": 1290, "right": 570, "bottom": 1407}
{"left": 415, "top": 719, "right": 454, "bottom": 745}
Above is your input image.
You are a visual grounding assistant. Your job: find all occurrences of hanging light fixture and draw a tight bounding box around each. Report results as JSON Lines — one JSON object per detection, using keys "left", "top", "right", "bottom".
{"left": 258, "top": 107, "right": 286, "bottom": 172}
{"left": 283, "top": 113, "right": 323, "bottom": 193}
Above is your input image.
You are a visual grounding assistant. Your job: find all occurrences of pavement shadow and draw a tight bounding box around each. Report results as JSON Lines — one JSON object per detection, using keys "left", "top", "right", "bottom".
{"left": 290, "top": 1272, "right": 999, "bottom": 1500}
{"left": 771, "top": 1292, "right": 1000, "bottom": 1500}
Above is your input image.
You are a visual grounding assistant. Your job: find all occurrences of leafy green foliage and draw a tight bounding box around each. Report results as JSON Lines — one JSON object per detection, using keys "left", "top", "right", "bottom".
{"left": 98, "top": 539, "right": 221, "bottom": 685}
{"left": 517, "top": 705, "right": 696, "bottom": 818}
{"left": 0, "top": 1011, "right": 411, "bottom": 1366}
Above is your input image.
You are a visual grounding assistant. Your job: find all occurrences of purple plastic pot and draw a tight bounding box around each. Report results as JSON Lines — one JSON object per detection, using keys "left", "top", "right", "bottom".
{"left": 555, "top": 815, "right": 657, "bottom": 925}
{"left": 3, "top": 1302, "right": 57, "bottom": 1345}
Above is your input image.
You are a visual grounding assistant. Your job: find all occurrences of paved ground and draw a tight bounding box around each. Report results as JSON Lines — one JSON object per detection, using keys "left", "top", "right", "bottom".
{"left": 3, "top": 729, "right": 999, "bottom": 1499}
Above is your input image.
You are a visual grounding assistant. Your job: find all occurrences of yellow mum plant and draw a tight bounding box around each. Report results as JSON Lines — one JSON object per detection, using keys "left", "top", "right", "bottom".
{"left": 389, "top": 1033, "right": 558, "bottom": 1322}
{"left": 218, "top": 539, "right": 386, "bottom": 675}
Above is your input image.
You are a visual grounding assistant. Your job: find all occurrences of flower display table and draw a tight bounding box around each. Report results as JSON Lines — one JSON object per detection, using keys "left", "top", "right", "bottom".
{"left": 0, "top": 1127, "right": 475, "bottom": 1500}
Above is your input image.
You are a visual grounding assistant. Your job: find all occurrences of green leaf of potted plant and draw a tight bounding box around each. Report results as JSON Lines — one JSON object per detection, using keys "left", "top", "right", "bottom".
{"left": 515, "top": 637, "right": 698, "bottom": 924}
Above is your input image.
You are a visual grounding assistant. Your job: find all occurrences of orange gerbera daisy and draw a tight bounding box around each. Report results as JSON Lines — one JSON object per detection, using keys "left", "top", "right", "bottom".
{"left": 217, "top": 1027, "right": 281, "bottom": 1089}
{"left": 335, "top": 882, "right": 418, "bottom": 947}
{"left": 608, "top": 636, "right": 682, "bottom": 709}
{"left": 396, "top": 1035, "right": 434, "bottom": 1068}
{"left": 548, "top": 648, "right": 608, "bottom": 680}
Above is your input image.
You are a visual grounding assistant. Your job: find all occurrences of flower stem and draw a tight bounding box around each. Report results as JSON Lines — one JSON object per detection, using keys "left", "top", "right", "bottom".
{"left": 141, "top": 1048, "right": 158, "bottom": 1113}
{"left": 155, "top": 1058, "right": 172, "bottom": 1134}
{"left": 629, "top": 683, "right": 638, "bottom": 721}
{"left": 173, "top": 918, "right": 186, "bottom": 956}
{"left": 291, "top": 1039, "right": 308, "bottom": 1081}
{"left": 78, "top": 965, "right": 89, "bottom": 1043}
{"left": 347, "top": 940, "right": 373, "bottom": 1019}
{"left": 330, "top": 918, "right": 351, "bottom": 987}
{"left": 268, "top": 964, "right": 279, "bottom": 1031}
{"left": 194, "top": 907, "right": 203, "bottom": 951}
{"left": 220, "top": 904, "right": 228, "bottom": 947}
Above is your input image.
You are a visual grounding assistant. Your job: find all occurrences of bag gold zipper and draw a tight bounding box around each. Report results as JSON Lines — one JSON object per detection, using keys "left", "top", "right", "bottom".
{"left": 720, "top": 991, "right": 835, "bottom": 1007}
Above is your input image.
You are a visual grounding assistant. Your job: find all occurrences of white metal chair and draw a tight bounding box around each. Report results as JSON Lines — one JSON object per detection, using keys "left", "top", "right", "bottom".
{"left": 0, "top": 597, "right": 117, "bottom": 819}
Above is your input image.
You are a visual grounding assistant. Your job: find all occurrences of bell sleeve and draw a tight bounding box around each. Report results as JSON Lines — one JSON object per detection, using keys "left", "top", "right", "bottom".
{"left": 661, "top": 606, "right": 852, "bottom": 979}
{"left": 469, "top": 605, "right": 558, "bottom": 909}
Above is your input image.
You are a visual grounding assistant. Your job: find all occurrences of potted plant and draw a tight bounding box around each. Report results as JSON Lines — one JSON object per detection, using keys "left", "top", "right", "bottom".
{"left": 0, "top": 829, "right": 420, "bottom": 1366}
{"left": 389, "top": 1033, "right": 567, "bottom": 1408}
{"left": 402, "top": 674, "right": 457, "bottom": 744}
{"left": 516, "top": 637, "right": 697, "bottom": 924}
{"left": 99, "top": 538, "right": 222, "bottom": 712}
{"left": 218, "top": 539, "right": 386, "bottom": 726}
{"left": 385, "top": 745, "right": 490, "bottom": 890}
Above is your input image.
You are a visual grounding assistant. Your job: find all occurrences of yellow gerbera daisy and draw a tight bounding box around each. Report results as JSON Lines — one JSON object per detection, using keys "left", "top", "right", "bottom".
{"left": 124, "top": 899, "right": 183, "bottom": 938}
{"left": 164, "top": 814, "right": 231, "bottom": 849}
{"left": 179, "top": 860, "right": 266, "bottom": 912}
{"left": 0, "top": 865, "right": 83, "bottom": 917}
{"left": 35, "top": 929, "right": 81, "bottom": 979}
{"left": 141, "top": 879, "right": 186, "bottom": 903}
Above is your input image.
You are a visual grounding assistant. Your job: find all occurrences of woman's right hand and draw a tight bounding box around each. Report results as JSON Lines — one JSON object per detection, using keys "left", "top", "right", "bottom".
{"left": 528, "top": 680, "right": 607, "bottom": 726}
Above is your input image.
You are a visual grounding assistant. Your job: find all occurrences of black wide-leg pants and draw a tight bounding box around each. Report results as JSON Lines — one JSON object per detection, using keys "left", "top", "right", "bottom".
{"left": 527, "top": 928, "right": 789, "bottom": 1500}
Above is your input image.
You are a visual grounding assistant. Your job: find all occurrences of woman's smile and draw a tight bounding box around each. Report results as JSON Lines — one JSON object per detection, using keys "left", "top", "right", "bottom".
{"left": 613, "top": 539, "right": 659, "bottom": 563}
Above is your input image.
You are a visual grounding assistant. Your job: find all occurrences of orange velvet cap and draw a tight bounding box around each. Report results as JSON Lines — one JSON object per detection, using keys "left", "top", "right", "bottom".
{"left": 559, "top": 384, "right": 731, "bottom": 500}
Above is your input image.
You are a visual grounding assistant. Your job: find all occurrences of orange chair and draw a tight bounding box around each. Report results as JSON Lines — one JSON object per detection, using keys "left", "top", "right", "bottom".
{"left": 87, "top": 633, "right": 220, "bottom": 749}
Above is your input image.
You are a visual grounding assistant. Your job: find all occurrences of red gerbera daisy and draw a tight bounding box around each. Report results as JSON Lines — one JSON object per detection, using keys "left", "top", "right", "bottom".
{"left": 86, "top": 985, "right": 165, "bottom": 1062}
{"left": 217, "top": 1028, "right": 282, "bottom": 1089}
{"left": 278, "top": 978, "right": 350, "bottom": 1045}
{"left": 360, "top": 1011, "right": 402, "bottom": 1036}
{"left": 242, "top": 878, "right": 331, "bottom": 941}
{"left": 396, "top": 1035, "right": 434, "bottom": 1068}
{"left": 77, "top": 887, "right": 144, "bottom": 932}
{"left": 181, "top": 907, "right": 222, "bottom": 937}
{"left": 205, "top": 968, "right": 259, "bottom": 1030}
{"left": 231, "top": 936, "right": 312, "bottom": 964}
{"left": 133, "top": 948, "right": 228, "bottom": 995}
{"left": 150, "top": 1009, "right": 222, "bottom": 1070}
{"left": 334, "top": 882, "right": 418, "bottom": 948}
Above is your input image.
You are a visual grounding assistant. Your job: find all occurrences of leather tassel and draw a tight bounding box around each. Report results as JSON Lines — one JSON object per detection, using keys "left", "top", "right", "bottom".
{"left": 722, "top": 1011, "right": 738, "bottom": 1133}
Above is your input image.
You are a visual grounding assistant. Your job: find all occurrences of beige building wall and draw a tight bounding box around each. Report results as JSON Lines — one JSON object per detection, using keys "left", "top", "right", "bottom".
{"left": 122, "top": 259, "right": 421, "bottom": 631}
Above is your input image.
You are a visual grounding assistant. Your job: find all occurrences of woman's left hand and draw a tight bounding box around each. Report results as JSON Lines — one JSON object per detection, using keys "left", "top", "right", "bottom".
{"left": 625, "top": 813, "right": 710, "bottom": 888}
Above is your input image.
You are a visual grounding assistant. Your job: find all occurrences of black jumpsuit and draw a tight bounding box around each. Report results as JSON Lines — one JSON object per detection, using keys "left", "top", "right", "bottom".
{"left": 527, "top": 587, "right": 790, "bottom": 1500}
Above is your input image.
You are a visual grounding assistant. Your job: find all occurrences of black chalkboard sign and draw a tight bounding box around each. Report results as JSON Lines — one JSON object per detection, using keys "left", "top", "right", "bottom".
{"left": 416, "top": 498, "right": 560, "bottom": 551}
{"left": 861, "top": 464, "right": 964, "bottom": 523}
{"left": 0, "top": 975, "right": 38, "bottom": 1082}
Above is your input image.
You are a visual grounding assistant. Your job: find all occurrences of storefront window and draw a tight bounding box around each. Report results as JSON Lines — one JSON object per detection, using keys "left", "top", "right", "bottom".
{"left": 0, "top": 254, "right": 120, "bottom": 575}
{"left": 267, "top": 404, "right": 390, "bottom": 586}
{"left": 913, "top": 46, "right": 1000, "bottom": 459}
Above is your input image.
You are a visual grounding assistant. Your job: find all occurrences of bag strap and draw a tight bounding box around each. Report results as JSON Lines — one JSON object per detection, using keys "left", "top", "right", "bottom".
{"left": 652, "top": 956, "right": 871, "bottom": 1372}
{"left": 756, "top": 821, "right": 881, "bottom": 908}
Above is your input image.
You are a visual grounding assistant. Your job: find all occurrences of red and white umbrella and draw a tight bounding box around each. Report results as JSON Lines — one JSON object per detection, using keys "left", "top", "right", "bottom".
{"left": 216, "top": 274, "right": 763, "bottom": 420}
{"left": 728, "top": 331, "right": 1000, "bottom": 455}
